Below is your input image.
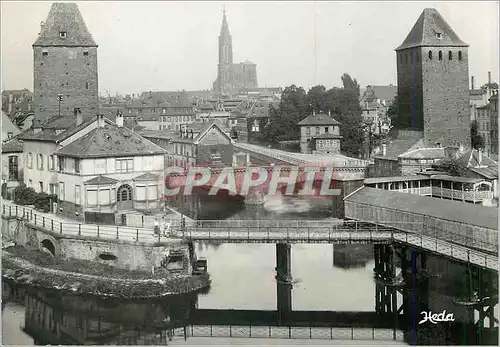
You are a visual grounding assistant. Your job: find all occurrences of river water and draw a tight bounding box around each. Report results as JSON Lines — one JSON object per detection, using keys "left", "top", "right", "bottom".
{"left": 2, "top": 195, "right": 498, "bottom": 345}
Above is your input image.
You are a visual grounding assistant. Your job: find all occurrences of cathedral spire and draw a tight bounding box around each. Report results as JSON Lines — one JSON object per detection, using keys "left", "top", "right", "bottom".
{"left": 220, "top": 6, "right": 230, "bottom": 38}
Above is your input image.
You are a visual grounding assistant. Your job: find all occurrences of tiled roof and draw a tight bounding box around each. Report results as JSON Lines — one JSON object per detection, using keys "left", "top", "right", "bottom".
{"left": 398, "top": 147, "right": 445, "bottom": 159}
{"left": 430, "top": 174, "right": 486, "bottom": 184}
{"left": 18, "top": 115, "right": 98, "bottom": 142}
{"left": 33, "top": 3, "right": 97, "bottom": 47}
{"left": 84, "top": 175, "right": 118, "bottom": 185}
{"left": 345, "top": 187, "right": 497, "bottom": 230}
{"left": 374, "top": 138, "right": 423, "bottom": 160}
{"left": 1, "top": 138, "right": 24, "bottom": 153}
{"left": 396, "top": 8, "right": 468, "bottom": 51}
{"left": 362, "top": 85, "right": 397, "bottom": 103}
{"left": 2, "top": 111, "right": 21, "bottom": 138}
{"left": 298, "top": 113, "right": 341, "bottom": 126}
{"left": 133, "top": 172, "right": 160, "bottom": 181}
{"left": 137, "top": 130, "right": 175, "bottom": 140}
{"left": 55, "top": 122, "right": 167, "bottom": 158}
{"left": 469, "top": 167, "right": 498, "bottom": 180}
{"left": 456, "top": 149, "right": 497, "bottom": 169}
{"left": 171, "top": 122, "right": 231, "bottom": 145}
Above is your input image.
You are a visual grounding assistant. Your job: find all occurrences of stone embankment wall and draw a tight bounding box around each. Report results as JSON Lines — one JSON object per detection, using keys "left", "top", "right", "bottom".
{"left": 2, "top": 215, "right": 192, "bottom": 274}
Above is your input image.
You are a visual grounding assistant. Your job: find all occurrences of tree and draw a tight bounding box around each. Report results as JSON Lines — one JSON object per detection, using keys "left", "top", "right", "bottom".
{"left": 307, "top": 85, "right": 327, "bottom": 112}
{"left": 471, "top": 120, "right": 485, "bottom": 149}
{"left": 387, "top": 95, "right": 399, "bottom": 123}
{"left": 435, "top": 158, "right": 467, "bottom": 177}
{"left": 480, "top": 82, "right": 499, "bottom": 90}
{"left": 341, "top": 73, "right": 360, "bottom": 97}
{"left": 262, "top": 85, "right": 310, "bottom": 143}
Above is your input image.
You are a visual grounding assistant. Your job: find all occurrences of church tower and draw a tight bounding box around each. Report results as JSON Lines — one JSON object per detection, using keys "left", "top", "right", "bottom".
{"left": 395, "top": 8, "right": 470, "bottom": 148}
{"left": 213, "top": 8, "right": 234, "bottom": 95}
{"left": 33, "top": 3, "right": 99, "bottom": 126}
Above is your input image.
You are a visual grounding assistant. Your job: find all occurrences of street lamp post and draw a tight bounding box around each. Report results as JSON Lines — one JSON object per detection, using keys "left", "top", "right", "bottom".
{"left": 57, "top": 94, "right": 63, "bottom": 117}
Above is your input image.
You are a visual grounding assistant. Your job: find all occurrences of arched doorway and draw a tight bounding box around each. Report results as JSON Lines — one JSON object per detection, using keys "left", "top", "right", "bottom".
{"left": 117, "top": 184, "right": 133, "bottom": 210}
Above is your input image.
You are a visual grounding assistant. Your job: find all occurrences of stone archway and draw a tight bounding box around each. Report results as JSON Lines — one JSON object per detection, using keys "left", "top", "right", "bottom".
{"left": 40, "top": 239, "right": 55, "bottom": 257}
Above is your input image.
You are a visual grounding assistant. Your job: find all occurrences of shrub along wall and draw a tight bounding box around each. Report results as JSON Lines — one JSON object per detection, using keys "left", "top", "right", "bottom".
{"left": 11, "top": 185, "right": 58, "bottom": 213}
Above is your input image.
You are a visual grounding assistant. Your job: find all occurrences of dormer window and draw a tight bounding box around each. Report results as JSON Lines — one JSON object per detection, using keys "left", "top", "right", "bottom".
{"left": 59, "top": 31, "right": 67, "bottom": 38}
{"left": 435, "top": 31, "right": 442, "bottom": 40}
{"left": 83, "top": 51, "right": 89, "bottom": 56}
{"left": 42, "top": 51, "right": 48, "bottom": 56}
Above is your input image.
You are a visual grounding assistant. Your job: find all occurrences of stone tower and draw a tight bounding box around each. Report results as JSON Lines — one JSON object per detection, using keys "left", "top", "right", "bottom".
{"left": 213, "top": 9, "right": 234, "bottom": 95}
{"left": 33, "top": 3, "right": 99, "bottom": 126}
{"left": 395, "top": 8, "right": 470, "bottom": 148}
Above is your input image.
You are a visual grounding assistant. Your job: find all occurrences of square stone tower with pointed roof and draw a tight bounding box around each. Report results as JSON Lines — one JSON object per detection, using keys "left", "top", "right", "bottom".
{"left": 396, "top": 8, "right": 471, "bottom": 148}
{"left": 33, "top": 3, "right": 98, "bottom": 126}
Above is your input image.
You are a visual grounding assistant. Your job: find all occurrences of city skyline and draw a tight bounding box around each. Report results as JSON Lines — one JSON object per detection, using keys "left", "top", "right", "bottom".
{"left": 1, "top": 1, "right": 499, "bottom": 95}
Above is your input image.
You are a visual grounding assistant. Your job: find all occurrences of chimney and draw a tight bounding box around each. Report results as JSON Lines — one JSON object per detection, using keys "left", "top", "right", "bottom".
{"left": 488, "top": 71, "right": 492, "bottom": 85}
{"left": 471, "top": 76, "right": 475, "bottom": 90}
{"left": 96, "top": 114, "right": 105, "bottom": 128}
{"left": 74, "top": 108, "right": 82, "bottom": 126}
{"left": 381, "top": 143, "right": 387, "bottom": 156}
{"left": 116, "top": 110, "right": 123, "bottom": 127}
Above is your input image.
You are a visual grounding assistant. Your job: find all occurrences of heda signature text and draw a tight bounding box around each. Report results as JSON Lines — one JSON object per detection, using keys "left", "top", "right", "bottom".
{"left": 419, "top": 310, "right": 455, "bottom": 324}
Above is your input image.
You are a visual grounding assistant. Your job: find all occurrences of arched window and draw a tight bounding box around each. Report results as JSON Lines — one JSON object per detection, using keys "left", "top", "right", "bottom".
{"left": 458, "top": 51, "right": 463, "bottom": 60}
{"left": 117, "top": 184, "right": 132, "bottom": 202}
{"left": 438, "top": 51, "right": 443, "bottom": 61}
{"left": 448, "top": 51, "right": 452, "bottom": 60}
{"left": 428, "top": 51, "right": 432, "bottom": 60}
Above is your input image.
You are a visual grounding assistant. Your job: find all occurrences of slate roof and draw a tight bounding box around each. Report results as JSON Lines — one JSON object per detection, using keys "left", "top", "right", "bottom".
{"left": 55, "top": 122, "right": 167, "bottom": 158}
{"left": 133, "top": 173, "right": 160, "bottom": 181}
{"left": 345, "top": 187, "right": 497, "bottom": 230}
{"left": 33, "top": 3, "right": 97, "bottom": 47}
{"left": 396, "top": 8, "right": 468, "bottom": 51}
{"left": 84, "top": 175, "right": 119, "bottom": 185}
{"left": 298, "top": 113, "right": 341, "bottom": 126}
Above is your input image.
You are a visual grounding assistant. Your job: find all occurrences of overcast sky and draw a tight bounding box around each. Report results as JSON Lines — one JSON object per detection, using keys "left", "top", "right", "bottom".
{"left": 1, "top": 1, "right": 498, "bottom": 95}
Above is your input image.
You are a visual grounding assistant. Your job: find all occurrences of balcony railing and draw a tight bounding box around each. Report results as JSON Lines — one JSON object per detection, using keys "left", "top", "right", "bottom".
{"left": 431, "top": 187, "right": 493, "bottom": 202}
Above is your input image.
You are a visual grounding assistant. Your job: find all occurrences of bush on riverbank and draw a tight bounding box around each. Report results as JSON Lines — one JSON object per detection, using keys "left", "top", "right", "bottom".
{"left": 2, "top": 247, "right": 210, "bottom": 299}
{"left": 12, "top": 186, "right": 57, "bottom": 212}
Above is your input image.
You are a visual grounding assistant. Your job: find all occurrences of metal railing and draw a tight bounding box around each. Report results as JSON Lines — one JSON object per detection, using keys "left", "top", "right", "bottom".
{"left": 235, "top": 142, "right": 369, "bottom": 168}
{"left": 2, "top": 203, "right": 156, "bottom": 243}
{"left": 171, "top": 324, "right": 405, "bottom": 341}
{"left": 2, "top": 203, "right": 497, "bottom": 270}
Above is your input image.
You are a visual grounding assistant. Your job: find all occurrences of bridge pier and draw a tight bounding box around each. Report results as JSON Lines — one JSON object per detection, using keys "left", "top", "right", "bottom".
{"left": 275, "top": 243, "right": 292, "bottom": 324}
{"left": 461, "top": 262, "right": 499, "bottom": 343}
